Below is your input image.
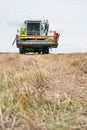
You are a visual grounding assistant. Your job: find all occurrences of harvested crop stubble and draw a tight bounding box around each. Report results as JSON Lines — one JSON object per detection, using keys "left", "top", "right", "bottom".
{"left": 0, "top": 53, "right": 87, "bottom": 130}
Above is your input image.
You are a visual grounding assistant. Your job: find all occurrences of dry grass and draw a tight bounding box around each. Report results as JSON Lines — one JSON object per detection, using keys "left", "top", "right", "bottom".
{"left": 0, "top": 53, "right": 87, "bottom": 130}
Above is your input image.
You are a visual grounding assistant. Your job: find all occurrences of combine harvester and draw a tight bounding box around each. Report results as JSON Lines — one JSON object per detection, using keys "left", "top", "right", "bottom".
{"left": 13, "top": 20, "right": 60, "bottom": 54}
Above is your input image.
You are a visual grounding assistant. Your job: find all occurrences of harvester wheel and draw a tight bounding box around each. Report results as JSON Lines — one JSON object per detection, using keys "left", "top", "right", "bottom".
{"left": 42, "top": 47, "right": 49, "bottom": 54}
{"left": 46, "top": 47, "right": 49, "bottom": 54}
{"left": 19, "top": 47, "right": 25, "bottom": 54}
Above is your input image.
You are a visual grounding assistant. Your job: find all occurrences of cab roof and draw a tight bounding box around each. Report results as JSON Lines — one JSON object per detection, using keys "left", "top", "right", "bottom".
{"left": 24, "top": 20, "right": 42, "bottom": 23}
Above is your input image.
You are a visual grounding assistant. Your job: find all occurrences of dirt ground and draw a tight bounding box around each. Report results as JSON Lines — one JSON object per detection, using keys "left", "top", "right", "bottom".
{"left": 0, "top": 53, "right": 87, "bottom": 130}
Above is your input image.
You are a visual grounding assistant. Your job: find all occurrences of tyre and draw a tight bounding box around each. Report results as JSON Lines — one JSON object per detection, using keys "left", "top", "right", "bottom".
{"left": 19, "top": 47, "right": 25, "bottom": 54}
{"left": 42, "top": 47, "right": 49, "bottom": 54}
{"left": 46, "top": 47, "right": 49, "bottom": 54}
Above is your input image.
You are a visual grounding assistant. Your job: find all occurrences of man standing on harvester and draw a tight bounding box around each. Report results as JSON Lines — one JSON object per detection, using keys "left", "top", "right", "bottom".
{"left": 45, "top": 19, "right": 49, "bottom": 35}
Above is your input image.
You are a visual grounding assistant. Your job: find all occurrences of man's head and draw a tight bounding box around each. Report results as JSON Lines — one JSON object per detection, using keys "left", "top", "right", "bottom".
{"left": 46, "top": 19, "right": 48, "bottom": 23}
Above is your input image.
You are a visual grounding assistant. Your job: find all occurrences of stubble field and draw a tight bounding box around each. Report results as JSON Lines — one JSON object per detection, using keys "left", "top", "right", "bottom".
{"left": 0, "top": 53, "right": 87, "bottom": 130}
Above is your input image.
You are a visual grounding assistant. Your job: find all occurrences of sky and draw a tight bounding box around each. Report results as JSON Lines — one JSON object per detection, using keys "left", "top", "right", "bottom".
{"left": 0, "top": 0, "right": 87, "bottom": 53}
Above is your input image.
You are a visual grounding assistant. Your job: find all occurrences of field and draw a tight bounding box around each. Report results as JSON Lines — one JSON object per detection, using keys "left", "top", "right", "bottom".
{"left": 0, "top": 53, "right": 87, "bottom": 130}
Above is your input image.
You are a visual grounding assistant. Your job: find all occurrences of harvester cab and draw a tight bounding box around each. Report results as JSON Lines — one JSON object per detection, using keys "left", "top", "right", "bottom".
{"left": 15, "top": 20, "right": 60, "bottom": 54}
{"left": 20, "top": 20, "right": 46, "bottom": 36}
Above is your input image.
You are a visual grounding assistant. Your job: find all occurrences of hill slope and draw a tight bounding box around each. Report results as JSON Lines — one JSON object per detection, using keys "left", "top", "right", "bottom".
{"left": 0, "top": 53, "right": 87, "bottom": 130}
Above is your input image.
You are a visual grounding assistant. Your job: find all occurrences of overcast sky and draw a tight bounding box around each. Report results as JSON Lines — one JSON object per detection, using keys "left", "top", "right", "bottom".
{"left": 0, "top": 0, "right": 87, "bottom": 53}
